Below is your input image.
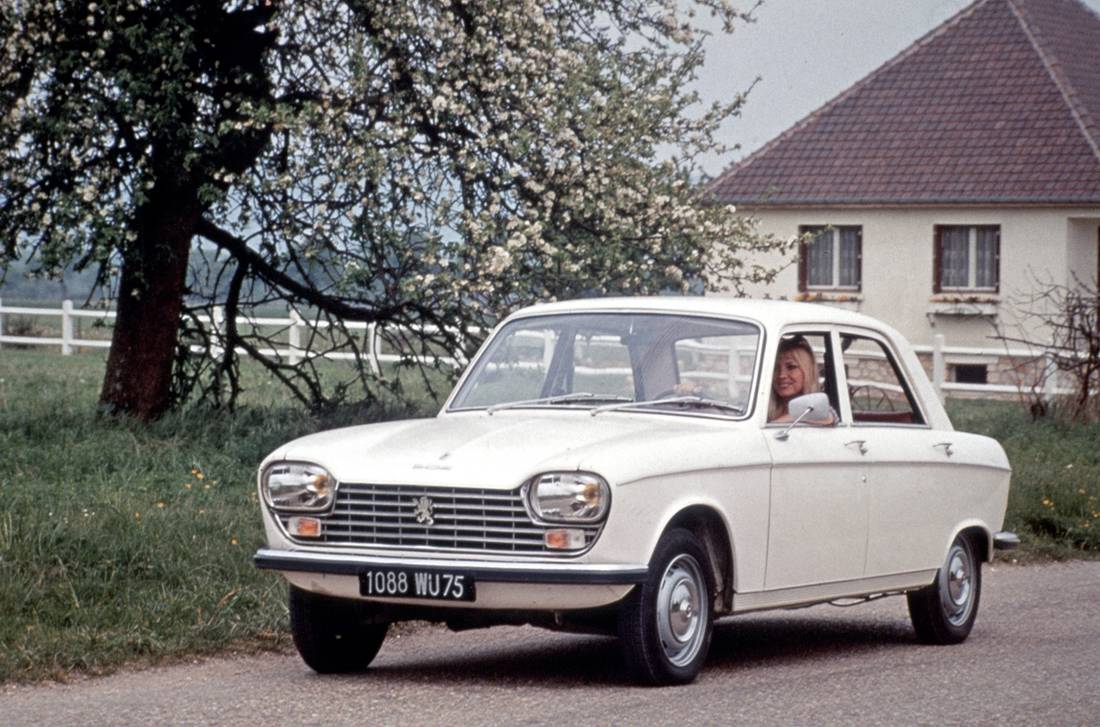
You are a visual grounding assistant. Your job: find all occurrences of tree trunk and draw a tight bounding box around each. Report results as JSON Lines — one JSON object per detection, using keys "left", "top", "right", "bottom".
{"left": 99, "top": 184, "right": 202, "bottom": 421}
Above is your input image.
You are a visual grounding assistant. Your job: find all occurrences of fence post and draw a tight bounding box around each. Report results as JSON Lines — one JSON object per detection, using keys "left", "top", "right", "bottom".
{"left": 1042, "top": 350, "right": 1058, "bottom": 403}
{"left": 289, "top": 309, "right": 303, "bottom": 365}
{"left": 543, "top": 330, "right": 555, "bottom": 370}
{"left": 61, "top": 299, "right": 74, "bottom": 355}
{"left": 932, "top": 333, "right": 945, "bottom": 403}
{"left": 211, "top": 306, "right": 225, "bottom": 357}
{"left": 0, "top": 296, "right": 4, "bottom": 349}
{"left": 366, "top": 322, "right": 381, "bottom": 375}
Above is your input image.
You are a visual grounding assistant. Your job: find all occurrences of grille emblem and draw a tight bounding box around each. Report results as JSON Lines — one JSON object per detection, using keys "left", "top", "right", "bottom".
{"left": 413, "top": 496, "right": 435, "bottom": 526}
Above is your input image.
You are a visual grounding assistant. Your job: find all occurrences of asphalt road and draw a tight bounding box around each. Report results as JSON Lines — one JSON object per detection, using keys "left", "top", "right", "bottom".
{"left": 4, "top": 560, "right": 1099, "bottom": 726}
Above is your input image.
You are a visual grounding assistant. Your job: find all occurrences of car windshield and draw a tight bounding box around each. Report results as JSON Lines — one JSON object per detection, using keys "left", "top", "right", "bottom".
{"left": 449, "top": 312, "right": 761, "bottom": 417}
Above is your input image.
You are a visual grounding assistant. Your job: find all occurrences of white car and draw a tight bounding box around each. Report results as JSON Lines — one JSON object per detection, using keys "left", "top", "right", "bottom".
{"left": 254, "top": 297, "right": 1016, "bottom": 685}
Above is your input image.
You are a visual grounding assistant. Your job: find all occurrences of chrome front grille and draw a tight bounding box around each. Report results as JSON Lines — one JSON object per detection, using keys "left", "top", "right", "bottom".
{"left": 282, "top": 483, "right": 600, "bottom": 555}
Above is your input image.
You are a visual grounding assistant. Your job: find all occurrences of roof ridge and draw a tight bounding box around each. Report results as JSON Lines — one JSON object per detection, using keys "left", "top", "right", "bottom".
{"left": 707, "top": 0, "right": 995, "bottom": 192}
{"left": 1005, "top": 0, "right": 1100, "bottom": 162}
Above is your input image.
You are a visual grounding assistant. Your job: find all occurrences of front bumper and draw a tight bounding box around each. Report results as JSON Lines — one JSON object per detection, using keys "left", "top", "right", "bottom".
{"left": 254, "top": 548, "right": 648, "bottom": 585}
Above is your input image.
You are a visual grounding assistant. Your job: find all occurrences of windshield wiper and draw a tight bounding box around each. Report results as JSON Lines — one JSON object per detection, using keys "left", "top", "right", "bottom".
{"left": 486, "top": 392, "right": 633, "bottom": 415}
{"left": 590, "top": 396, "right": 745, "bottom": 417}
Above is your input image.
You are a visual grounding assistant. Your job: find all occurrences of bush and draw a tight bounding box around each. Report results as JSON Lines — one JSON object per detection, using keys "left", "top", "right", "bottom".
{"left": 948, "top": 399, "right": 1100, "bottom": 556}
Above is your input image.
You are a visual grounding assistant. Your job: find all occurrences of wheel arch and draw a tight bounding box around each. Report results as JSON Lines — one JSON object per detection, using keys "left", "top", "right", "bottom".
{"left": 663, "top": 505, "right": 735, "bottom": 614}
{"left": 951, "top": 521, "right": 993, "bottom": 563}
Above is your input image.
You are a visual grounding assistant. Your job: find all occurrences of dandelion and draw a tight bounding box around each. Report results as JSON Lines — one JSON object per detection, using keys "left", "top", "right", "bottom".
{"left": 155, "top": 501, "right": 165, "bottom": 509}
{"left": 1078, "top": 489, "right": 1087, "bottom": 496}
{"left": 134, "top": 511, "right": 141, "bottom": 520}
{"left": 230, "top": 537, "right": 239, "bottom": 546}
{"left": 1041, "top": 497, "right": 1054, "bottom": 509}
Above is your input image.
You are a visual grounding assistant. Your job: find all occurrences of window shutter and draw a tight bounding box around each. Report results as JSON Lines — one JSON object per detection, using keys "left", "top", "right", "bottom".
{"left": 993, "top": 227, "right": 1001, "bottom": 293}
{"left": 856, "top": 228, "right": 863, "bottom": 291}
{"left": 933, "top": 226, "right": 943, "bottom": 293}
{"left": 797, "top": 231, "right": 808, "bottom": 292}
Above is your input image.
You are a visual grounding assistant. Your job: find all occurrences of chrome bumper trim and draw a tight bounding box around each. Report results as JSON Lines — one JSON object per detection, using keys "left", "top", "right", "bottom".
{"left": 993, "top": 531, "right": 1020, "bottom": 550}
{"left": 254, "top": 548, "right": 648, "bottom": 585}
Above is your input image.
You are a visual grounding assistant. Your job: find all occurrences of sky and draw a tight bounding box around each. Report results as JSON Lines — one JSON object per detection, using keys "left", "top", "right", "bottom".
{"left": 693, "top": 0, "right": 1100, "bottom": 177}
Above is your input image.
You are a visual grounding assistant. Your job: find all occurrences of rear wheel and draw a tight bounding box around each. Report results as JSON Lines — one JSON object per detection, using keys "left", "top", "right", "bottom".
{"left": 289, "top": 586, "right": 389, "bottom": 673}
{"left": 618, "top": 528, "right": 714, "bottom": 686}
{"left": 907, "top": 534, "right": 981, "bottom": 644}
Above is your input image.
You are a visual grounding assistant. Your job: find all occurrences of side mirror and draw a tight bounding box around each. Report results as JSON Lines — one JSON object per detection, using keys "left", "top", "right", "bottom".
{"left": 789, "top": 392, "right": 832, "bottom": 423}
{"left": 775, "top": 392, "right": 832, "bottom": 441}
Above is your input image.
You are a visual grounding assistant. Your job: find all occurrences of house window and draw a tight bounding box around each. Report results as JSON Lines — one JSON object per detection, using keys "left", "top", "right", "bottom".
{"left": 934, "top": 225, "right": 999, "bottom": 292}
{"left": 798, "top": 226, "right": 862, "bottom": 291}
{"left": 953, "top": 364, "right": 988, "bottom": 384}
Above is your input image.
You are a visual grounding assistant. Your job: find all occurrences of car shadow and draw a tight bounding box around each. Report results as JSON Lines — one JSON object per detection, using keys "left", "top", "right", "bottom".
{"left": 353, "top": 610, "right": 917, "bottom": 688}
{"left": 707, "top": 612, "right": 916, "bottom": 671}
{"left": 365, "top": 629, "right": 628, "bottom": 687}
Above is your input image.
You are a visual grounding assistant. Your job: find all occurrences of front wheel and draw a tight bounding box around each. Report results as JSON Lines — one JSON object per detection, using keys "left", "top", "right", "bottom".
{"left": 907, "top": 534, "right": 982, "bottom": 644}
{"left": 618, "top": 529, "right": 714, "bottom": 686}
{"left": 289, "top": 586, "right": 389, "bottom": 673}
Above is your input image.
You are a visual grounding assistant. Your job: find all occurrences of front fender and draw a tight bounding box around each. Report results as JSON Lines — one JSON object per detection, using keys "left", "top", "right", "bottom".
{"left": 589, "top": 463, "right": 771, "bottom": 594}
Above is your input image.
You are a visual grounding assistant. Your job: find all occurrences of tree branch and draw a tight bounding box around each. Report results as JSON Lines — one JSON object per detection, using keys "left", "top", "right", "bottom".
{"left": 195, "top": 217, "right": 390, "bottom": 322}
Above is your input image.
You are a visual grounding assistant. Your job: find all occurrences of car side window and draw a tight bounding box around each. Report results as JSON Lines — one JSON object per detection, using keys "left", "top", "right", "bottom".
{"left": 840, "top": 334, "right": 925, "bottom": 425}
{"left": 768, "top": 331, "right": 842, "bottom": 423}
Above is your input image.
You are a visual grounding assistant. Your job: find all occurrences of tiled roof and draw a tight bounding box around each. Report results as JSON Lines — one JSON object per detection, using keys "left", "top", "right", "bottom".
{"left": 708, "top": 0, "right": 1100, "bottom": 206}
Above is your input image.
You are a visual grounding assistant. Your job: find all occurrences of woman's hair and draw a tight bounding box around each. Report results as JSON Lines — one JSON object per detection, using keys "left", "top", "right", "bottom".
{"left": 768, "top": 336, "right": 821, "bottom": 421}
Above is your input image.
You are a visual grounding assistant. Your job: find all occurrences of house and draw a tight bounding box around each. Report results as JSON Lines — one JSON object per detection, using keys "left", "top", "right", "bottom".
{"left": 708, "top": 0, "right": 1100, "bottom": 388}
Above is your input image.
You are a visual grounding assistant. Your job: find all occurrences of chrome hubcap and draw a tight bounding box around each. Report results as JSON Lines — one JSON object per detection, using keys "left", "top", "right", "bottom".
{"left": 941, "top": 544, "right": 974, "bottom": 626}
{"left": 656, "top": 554, "right": 707, "bottom": 667}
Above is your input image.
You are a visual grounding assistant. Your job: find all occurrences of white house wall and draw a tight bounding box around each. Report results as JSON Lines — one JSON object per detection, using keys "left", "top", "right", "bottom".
{"left": 1067, "top": 217, "right": 1100, "bottom": 287}
{"left": 725, "top": 207, "right": 1100, "bottom": 353}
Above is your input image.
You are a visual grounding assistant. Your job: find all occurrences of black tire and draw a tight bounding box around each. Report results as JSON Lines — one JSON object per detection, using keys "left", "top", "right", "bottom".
{"left": 618, "top": 528, "right": 714, "bottom": 686}
{"left": 907, "top": 534, "right": 982, "bottom": 645}
{"left": 289, "top": 586, "right": 389, "bottom": 673}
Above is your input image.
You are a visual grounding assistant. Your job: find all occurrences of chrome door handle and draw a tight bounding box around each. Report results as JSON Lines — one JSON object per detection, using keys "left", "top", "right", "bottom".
{"left": 933, "top": 442, "right": 954, "bottom": 457}
{"left": 845, "top": 440, "right": 868, "bottom": 455}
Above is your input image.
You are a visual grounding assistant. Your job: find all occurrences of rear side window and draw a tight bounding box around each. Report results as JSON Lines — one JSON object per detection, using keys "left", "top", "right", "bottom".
{"left": 841, "top": 334, "right": 924, "bottom": 425}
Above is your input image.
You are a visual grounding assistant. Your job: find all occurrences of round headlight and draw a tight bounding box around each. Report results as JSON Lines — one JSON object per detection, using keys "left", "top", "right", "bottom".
{"left": 526, "top": 472, "right": 610, "bottom": 524}
{"left": 262, "top": 462, "right": 336, "bottom": 512}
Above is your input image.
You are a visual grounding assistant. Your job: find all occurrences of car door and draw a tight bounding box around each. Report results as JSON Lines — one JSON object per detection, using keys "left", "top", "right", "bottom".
{"left": 837, "top": 330, "right": 948, "bottom": 577}
{"left": 764, "top": 330, "right": 870, "bottom": 590}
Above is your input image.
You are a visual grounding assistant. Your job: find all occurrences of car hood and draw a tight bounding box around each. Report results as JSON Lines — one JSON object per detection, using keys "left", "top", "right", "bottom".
{"left": 263, "top": 410, "right": 750, "bottom": 490}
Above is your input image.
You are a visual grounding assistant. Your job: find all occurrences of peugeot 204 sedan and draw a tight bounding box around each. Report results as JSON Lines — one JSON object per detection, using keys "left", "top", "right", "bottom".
{"left": 254, "top": 297, "right": 1016, "bottom": 685}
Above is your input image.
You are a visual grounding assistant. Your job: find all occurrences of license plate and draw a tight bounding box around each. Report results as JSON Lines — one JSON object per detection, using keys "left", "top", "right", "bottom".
{"left": 358, "top": 568, "right": 476, "bottom": 602}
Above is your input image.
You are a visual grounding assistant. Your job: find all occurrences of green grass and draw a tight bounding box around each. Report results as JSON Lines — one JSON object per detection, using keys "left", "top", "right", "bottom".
{"left": 0, "top": 350, "right": 443, "bottom": 682}
{"left": 948, "top": 399, "right": 1100, "bottom": 560}
{"left": 0, "top": 352, "right": 1096, "bottom": 683}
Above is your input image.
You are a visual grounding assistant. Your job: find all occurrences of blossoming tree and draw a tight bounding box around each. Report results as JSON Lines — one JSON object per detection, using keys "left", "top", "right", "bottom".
{"left": 1, "top": 0, "right": 785, "bottom": 420}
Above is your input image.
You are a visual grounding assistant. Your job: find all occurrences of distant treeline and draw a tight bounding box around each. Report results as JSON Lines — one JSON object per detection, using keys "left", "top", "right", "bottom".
{"left": 0, "top": 247, "right": 291, "bottom": 304}
{"left": 0, "top": 260, "right": 101, "bottom": 302}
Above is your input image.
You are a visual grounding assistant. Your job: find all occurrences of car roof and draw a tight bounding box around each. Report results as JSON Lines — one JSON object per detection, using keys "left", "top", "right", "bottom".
{"left": 508, "top": 296, "right": 895, "bottom": 335}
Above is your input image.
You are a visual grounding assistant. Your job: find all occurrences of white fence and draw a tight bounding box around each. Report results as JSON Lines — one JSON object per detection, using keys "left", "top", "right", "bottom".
{"left": 0, "top": 298, "right": 1065, "bottom": 401}
{"left": 0, "top": 298, "right": 464, "bottom": 373}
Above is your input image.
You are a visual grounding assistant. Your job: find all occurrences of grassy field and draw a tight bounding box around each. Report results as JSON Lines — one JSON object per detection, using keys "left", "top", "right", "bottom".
{"left": 0, "top": 350, "right": 1096, "bottom": 682}
{"left": 0, "top": 350, "right": 442, "bottom": 682}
